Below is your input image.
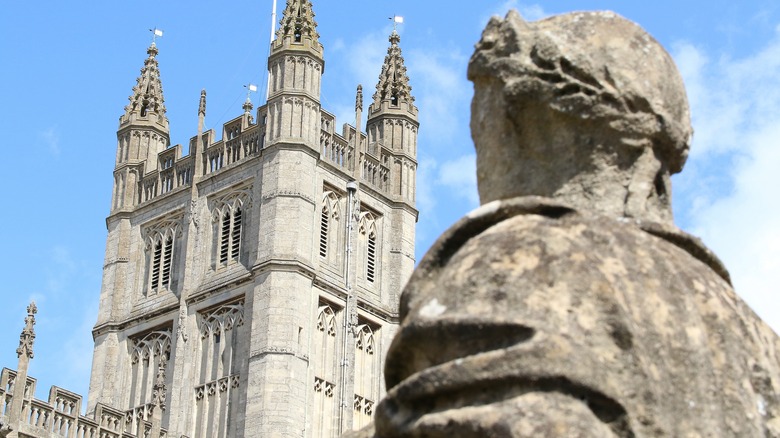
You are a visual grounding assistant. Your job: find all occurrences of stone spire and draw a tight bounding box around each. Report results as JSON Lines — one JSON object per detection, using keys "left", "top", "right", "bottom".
{"left": 16, "top": 302, "right": 37, "bottom": 359}
{"left": 124, "top": 42, "right": 168, "bottom": 123}
{"left": 372, "top": 31, "right": 414, "bottom": 108}
{"left": 276, "top": 0, "right": 320, "bottom": 45}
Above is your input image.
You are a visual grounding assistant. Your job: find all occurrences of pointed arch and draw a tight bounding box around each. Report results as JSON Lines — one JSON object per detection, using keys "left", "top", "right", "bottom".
{"left": 312, "top": 302, "right": 340, "bottom": 437}
{"left": 143, "top": 216, "right": 182, "bottom": 295}
{"left": 210, "top": 187, "right": 252, "bottom": 268}
{"left": 319, "top": 191, "right": 342, "bottom": 265}
{"left": 126, "top": 328, "right": 172, "bottom": 435}
{"left": 353, "top": 322, "right": 379, "bottom": 430}
{"left": 194, "top": 300, "right": 245, "bottom": 438}
{"left": 358, "top": 212, "right": 379, "bottom": 284}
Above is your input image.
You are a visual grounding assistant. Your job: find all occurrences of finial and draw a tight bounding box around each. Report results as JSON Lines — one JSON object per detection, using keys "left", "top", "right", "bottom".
{"left": 243, "top": 84, "right": 257, "bottom": 114}
{"left": 198, "top": 89, "right": 207, "bottom": 117}
{"left": 243, "top": 98, "right": 254, "bottom": 114}
{"left": 389, "top": 30, "right": 401, "bottom": 46}
{"left": 147, "top": 42, "right": 159, "bottom": 58}
{"left": 147, "top": 29, "right": 163, "bottom": 57}
{"left": 356, "top": 85, "right": 363, "bottom": 112}
{"left": 16, "top": 302, "right": 37, "bottom": 359}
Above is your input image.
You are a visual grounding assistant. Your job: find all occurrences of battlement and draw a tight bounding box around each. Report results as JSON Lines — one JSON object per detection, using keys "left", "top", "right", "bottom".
{"left": 126, "top": 100, "right": 404, "bottom": 209}
{"left": 0, "top": 368, "right": 167, "bottom": 438}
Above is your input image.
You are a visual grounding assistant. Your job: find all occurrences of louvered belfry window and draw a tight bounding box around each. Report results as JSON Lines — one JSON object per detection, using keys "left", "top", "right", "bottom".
{"left": 149, "top": 233, "right": 175, "bottom": 293}
{"left": 219, "top": 206, "right": 243, "bottom": 265}
{"left": 319, "top": 207, "right": 329, "bottom": 258}
{"left": 367, "top": 233, "right": 377, "bottom": 283}
{"left": 231, "top": 208, "right": 242, "bottom": 259}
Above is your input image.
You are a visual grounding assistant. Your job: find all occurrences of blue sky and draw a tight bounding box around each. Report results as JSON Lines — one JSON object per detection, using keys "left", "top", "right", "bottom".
{"left": 1, "top": 0, "right": 779, "bottom": 408}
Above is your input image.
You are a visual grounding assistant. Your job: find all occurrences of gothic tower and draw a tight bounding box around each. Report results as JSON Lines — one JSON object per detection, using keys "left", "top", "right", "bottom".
{"left": 86, "top": 1, "right": 419, "bottom": 437}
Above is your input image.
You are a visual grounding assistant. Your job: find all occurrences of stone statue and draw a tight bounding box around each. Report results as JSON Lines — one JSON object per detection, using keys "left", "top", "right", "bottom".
{"left": 345, "top": 10, "right": 780, "bottom": 438}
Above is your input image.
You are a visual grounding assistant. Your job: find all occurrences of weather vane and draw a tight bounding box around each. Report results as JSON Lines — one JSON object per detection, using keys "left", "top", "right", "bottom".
{"left": 149, "top": 28, "right": 164, "bottom": 44}
{"left": 389, "top": 15, "right": 404, "bottom": 31}
{"left": 244, "top": 83, "right": 258, "bottom": 101}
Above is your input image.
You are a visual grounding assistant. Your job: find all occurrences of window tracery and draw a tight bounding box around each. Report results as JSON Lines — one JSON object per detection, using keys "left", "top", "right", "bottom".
{"left": 126, "top": 328, "right": 172, "bottom": 436}
{"left": 312, "top": 302, "right": 340, "bottom": 437}
{"left": 143, "top": 216, "right": 182, "bottom": 295}
{"left": 319, "top": 191, "right": 342, "bottom": 265}
{"left": 210, "top": 188, "right": 251, "bottom": 268}
{"left": 353, "top": 322, "right": 378, "bottom": 429}
{"left": 194, "top": 300, "right": 245, "bottom": 438}
{"left": 358, "top": 212, "right": 379, "bottom": 284}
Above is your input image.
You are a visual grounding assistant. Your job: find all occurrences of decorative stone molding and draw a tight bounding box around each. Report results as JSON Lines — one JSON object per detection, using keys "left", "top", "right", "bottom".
{"left": 16, "top": 302, "right": 37, "bottom": 359}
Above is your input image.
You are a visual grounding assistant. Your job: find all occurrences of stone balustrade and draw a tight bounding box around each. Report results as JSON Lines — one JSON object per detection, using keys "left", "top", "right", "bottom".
{"left": 0, "top": 368, "right": 166, "bottom": 438}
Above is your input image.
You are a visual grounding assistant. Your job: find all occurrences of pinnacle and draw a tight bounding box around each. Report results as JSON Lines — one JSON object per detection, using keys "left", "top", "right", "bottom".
{"left": 372, "top": 30, "right": 414, "bottom": 108}
{"left": 277, "top": 0, "right": 320, "bottom": 44}
{"left": 124, "top": 41, "right": 168, "bottom": 122}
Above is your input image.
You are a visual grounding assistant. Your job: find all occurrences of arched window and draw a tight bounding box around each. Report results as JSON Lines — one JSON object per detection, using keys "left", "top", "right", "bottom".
{"left": 194, "top": 301, "right": 244, "bottom": 438}
{"left": 294, "top": 25, "right": 303, "bottom": 43}
{"left": 211, "top": 189, "right": 250, "bottom": 268}
{"left": 367, "top": 232, "right": 377, "bottom": 283}
{"left": 126, "top": 328, "right": 172, "bottom": 435}
{"left": 319, "top": 191, "right": 341, "bottom": 265}
{"left": 144, "top": 218, "right": 180, "bottom": 295}
{"left": 354, "top": 322, "right": 378, "bottom": 430}
{"left": 312, "top": 303, "right": 339, "bottom": 437}
{"left": 218, "top": 206, "right": 242, "bottom": 265}
{"left": 358, "top": 212, "right": 379, "bottom": 285}
{"left": 319, "top": 207, "right": 329, "bottom": 258}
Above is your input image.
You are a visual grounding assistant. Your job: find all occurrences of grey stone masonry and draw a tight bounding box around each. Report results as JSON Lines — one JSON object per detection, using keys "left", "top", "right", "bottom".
{"left": 87, "top": 1, "right": 419, "bottom": 437}
{"left": 0, "top": 304, "right": 168, "bottom": 438}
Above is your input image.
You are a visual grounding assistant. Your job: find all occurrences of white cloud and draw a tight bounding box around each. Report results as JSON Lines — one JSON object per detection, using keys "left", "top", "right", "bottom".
{"left": 673, "top": 33, "right": 780, "bottom": 333}
{"left": 40, "top": 127, "right": 60, "bottom": 156}
{"left": 406, "top": 49, "right": 471, "bottom": 146}
{"left": 437, "top": 153, "right": 479, "bottom": 206}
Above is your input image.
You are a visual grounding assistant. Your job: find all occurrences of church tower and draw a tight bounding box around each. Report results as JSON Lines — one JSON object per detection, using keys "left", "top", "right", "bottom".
{"left": 86, "top": 1, "right": 419, "bottom": 437}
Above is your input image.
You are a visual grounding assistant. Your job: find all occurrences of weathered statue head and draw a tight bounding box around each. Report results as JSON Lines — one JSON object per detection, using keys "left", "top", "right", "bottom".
{"left": 467, "top": 10, "right": 692, "bottom": 223}
{"left": 345, "top": 10, "right": 780, "bottom": 438}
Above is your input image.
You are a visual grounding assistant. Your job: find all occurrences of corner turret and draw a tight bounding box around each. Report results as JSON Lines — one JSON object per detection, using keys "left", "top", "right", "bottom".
{"left": 366, "top": 30, "right": 419, "bottom": 205}
{"left": 111, "top": 42, "right": 171, "bottom": 212}
{"left": 266, "top": 0, "right": 324, "bottom": 148}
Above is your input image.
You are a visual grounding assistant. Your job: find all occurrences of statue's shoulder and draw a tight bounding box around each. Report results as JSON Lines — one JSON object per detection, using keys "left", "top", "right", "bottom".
{"left": 414, "top": 196, "right": 730, "bottom": 284}
{"left": 340, "top": 423, "right": 375, "bottom": 438}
